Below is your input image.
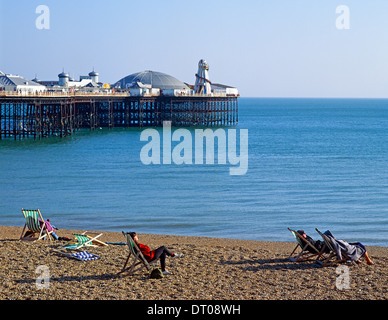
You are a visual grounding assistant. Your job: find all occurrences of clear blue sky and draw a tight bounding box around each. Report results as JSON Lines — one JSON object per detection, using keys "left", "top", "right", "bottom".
{"left": 1, "top": 0, "right": 388, "bottom": 97}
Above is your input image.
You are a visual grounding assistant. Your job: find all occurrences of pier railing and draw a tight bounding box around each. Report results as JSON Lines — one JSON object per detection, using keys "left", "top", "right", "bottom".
{"left": 0, "top": 91, "right": 130, "bottom": 98}
{"left": 0, "top": 90, "right": 239, "bottom": 98}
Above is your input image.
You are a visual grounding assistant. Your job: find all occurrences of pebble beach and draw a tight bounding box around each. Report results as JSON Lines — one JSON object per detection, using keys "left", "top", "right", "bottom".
{"left": 0, "top": 225, "right": 387, "bottom": 301}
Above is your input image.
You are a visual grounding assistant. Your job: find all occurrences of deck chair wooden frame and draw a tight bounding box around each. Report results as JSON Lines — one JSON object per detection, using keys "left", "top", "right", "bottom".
{"left": 315, "top": 228, "right": 355, "bottom": 267}
{"left": 288, "top": 228, "right": 325, "bottom": 262}
{"left": 81, "top": 231, "right": 108, "bottom": 247}
{"left": 60, "top": 232, "right": 107, "bottom": 251}
{"left": 20, "top": 209, "right": 53, "bottom": 241}
{"left": 117, "top": 231, "right": 157, "bottom": 277}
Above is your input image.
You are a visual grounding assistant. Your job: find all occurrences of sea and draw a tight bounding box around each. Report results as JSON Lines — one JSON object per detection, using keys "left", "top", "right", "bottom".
{"left": 0, "top": 98, "right": 387, "bottom": 247}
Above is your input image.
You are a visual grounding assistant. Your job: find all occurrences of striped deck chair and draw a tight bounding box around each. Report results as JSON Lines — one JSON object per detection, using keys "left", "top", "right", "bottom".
{"left": 60, "top": 232, "right": 107, "bottom": 251}
{"left": 20, "top": 209, "right": 53, "bottom": 241}
{"left": 288, "top": 228, "right": 325, "bottom": 262}
{"left": 315, "top": 228, "right": 356, "bottom": 267}
{"left": 117, "top": 231, "right": 157, "bottom": 277}
{"left": 52, "top": 250, "right": 100, "bottom": 261}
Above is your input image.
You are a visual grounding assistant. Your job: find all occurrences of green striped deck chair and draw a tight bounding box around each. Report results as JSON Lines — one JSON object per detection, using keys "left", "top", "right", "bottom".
{"left": 288, "top": 228, "right": 325, "bottom": 262}
{"left": 20, "top": 209, "right": 53, "bottom": 241}
{"left": 61, "top": 232, "right": 107, "bottom": 251}
{"left": 117, "top": 231, "right": 157, "bottom": 277}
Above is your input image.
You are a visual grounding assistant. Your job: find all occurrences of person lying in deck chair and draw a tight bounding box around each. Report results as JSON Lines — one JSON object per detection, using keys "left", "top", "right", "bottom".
{"left": 296, "top": 230, "right": 329, "bottom": 254}
{"left": 128, "top": 232, "right": 182, "bottom": 275}
{"left": 42, "top": 219, "right": 59, "bottom": 240}
{"left": 323, "top": 230, "right": 374, "bottom": 265}
{"left": 23, "top": 217, "right": 60, "bottom": 240}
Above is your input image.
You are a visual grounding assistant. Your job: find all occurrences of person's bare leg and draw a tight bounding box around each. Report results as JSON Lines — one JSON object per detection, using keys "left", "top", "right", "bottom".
{"left": 363, "top": 252, "right": 374, "bottom": 265}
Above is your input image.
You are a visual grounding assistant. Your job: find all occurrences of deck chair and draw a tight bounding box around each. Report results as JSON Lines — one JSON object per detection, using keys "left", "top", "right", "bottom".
{"left": 315, "top": 228, "right": 356, "bottom": 267}
{"left": 117, "top": 231, "right": 157, "bottom": 277}
{"left": 288, "top": 228, "right": 325, "bottom": 262}
{"left": 51, "top": 249, "right": 101, "bottom": 261}
{"left": 20, "top": 209, "right": 53, "bottom": 241}
{"left": 60, "top": 232, "right": 108, "bottom": 251}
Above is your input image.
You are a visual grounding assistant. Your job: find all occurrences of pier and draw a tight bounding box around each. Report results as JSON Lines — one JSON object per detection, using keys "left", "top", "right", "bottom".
{"left": 0, "top": 92, "right": 238, "bottom": 139}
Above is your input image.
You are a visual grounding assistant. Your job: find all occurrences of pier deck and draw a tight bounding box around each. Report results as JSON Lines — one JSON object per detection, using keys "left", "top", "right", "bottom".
{"left": 0, "top": 93, "right": 238, "bottom": 139}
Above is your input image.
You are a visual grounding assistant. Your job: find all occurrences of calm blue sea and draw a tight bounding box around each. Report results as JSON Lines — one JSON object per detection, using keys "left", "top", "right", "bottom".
{"left": 1, "top": 98, "right": 387, "bottom": 247}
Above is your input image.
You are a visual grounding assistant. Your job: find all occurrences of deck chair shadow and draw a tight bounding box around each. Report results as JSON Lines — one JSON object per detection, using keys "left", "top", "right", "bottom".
{"left": 117, "top": 231, "right": 157, "bottom": 277}
{"left": 60, "top": 232, "right": 108, "bottom": 251}
{"left": 315, "top": 228, "right": 356, "bottom": 267}
{"left": 20, "top": 209, "right": 53, "bottom": 241}
{"left": 288, "top": 228, "right": 325, "bottom": 262}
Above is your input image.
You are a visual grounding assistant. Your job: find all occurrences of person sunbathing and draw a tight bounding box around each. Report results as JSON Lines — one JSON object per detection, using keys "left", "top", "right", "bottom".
{"left": 128, "top": 232, "right": 182, "bottom": 275}
{"left": 323, "top": 230, "right": 375, "bottom": 265}
{"left": 297, "top": 230, "right": 328, "bottom": 254}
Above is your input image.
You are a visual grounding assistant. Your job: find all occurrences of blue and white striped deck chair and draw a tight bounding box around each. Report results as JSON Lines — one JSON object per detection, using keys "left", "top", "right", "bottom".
{"left": 20, "top": 209, "right": 53, "bottom": 241}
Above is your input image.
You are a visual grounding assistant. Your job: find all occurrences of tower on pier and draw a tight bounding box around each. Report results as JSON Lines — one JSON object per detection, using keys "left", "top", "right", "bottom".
{"left": 194, "top": 59, "right": 212, "bottom": 95}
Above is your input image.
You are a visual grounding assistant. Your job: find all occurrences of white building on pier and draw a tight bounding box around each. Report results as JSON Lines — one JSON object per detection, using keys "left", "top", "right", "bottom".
{"left": 0, "top": 70, "right": 46, "bottom": 94}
